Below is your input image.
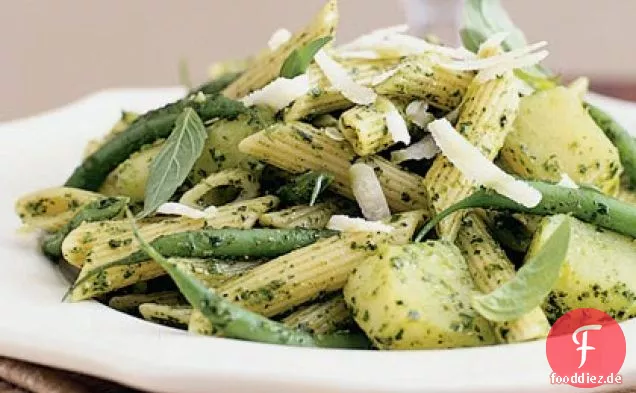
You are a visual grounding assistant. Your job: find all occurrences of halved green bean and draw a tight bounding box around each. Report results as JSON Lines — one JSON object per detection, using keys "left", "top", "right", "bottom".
{"left": 129, "top": 213, "right": 370, "bottom": 348}
{"left": 415, "top": 181, "right": 636, "bottom": 241}
{"left": 65, "top": 94, "right": 246, "bottom": 191}
{"left": 587, "top": 104, "right": 636, "bottom": 187}
{"left": 42, "top": 197, "right": 129, "bottom": 260}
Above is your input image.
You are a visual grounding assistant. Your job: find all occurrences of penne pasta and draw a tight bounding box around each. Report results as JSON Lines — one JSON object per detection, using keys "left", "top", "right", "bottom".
{"left": 423, "top": 65, "right": 519, "bottom": 239}
{"left": 281, "top": 294, "right": 353, "bottom": 334}
{"left": 222, "top": 0, "right": 339, "bottom": 99}
{"left": 259, "top": 202, "right": 339, "bottom": 229}
{"left": 15, "top": 187, "right": 101, "bottom": 232}
{"left": 374, "top": 55, "right": 474, "bottom": 111}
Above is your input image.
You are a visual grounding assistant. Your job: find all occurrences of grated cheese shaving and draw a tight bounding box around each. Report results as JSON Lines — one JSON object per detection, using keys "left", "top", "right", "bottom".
{"left": 475, "top": 50, "right": 549, "bottom": 83}
{"left": 349, "top": 162, "right": 391, "bottom": 220}
{"left": 440, "top": 41, "right": 547, "bottom": 71}
{"left": 428, "top": 118, "right": 542, "bottom": 207}
{"left": 382, "top": 101, "right": 410, "bottom": 145}
{"left": 156, "top": 203, "right": 216, "bottom": 219}
{"left": 267, "top": 28, "right": 292, "bottom": 51}
{"left": 370, "top": 67, "right": 399, "bottom": 86}
{"left": 314, "top": 50, "right": 377, "bottom": 105}
{"left": 390, "top": 135, "right": 439, "bottom": 163}
{"left": 241, "top": 75, "right": 311, "bottom": 111}
{"left": 405, "top": 100, "right": 434, "bottom": 128}
{"left": 326, "top": 215, "right": 394, "bottom": 233}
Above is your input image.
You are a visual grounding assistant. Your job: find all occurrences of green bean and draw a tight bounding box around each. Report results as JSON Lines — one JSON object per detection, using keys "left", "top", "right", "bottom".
{"left": 276, "top": 171, "right": 334, "bottom": 206}
{"left": 128, "top": 214, "right": 370, "bottom": 348}
{"left": 415, "top": 181, "right": 636, "bottom": 241}
{"left": 66, "top": 228, "right": 337, "bottom": 299}
{"left": 42, "top": 197, "right": 129, "bottom": 260}
{"left": 190, "top": 72, "right": 242, "bottom": 95}
{"left": 586, "top": 104, "right": 636, "bottom": 187}
{"left": 64, "top": 94, "right": 246, "bottom": 191}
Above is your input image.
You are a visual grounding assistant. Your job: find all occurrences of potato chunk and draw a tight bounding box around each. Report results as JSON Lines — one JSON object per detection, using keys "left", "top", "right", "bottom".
{"left": 500, "top": 87, "right": 622, "bottom": 195}
{"left": 344, "top": 241, "right": 496, "bottom": 349}
{"left": 527, "top": 214, "right": 636, "bottom": 322}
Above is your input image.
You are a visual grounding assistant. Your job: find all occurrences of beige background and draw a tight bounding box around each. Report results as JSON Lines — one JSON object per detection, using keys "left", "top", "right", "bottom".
{"left": 1, "top": 0, "right": 635, "bottom": 121}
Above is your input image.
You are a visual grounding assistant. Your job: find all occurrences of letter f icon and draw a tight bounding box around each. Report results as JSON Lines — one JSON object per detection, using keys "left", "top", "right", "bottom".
{"left": 572, "top": 324, "right": 602, "bottom": 368}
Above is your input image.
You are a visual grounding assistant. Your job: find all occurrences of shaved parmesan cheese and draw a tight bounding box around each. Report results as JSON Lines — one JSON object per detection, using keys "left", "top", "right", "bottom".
{"left": 557, "top": 173, "right": 579, "bottom": 189}
{"left": 405, "top": 100, "right": 434, "bottom": 128}
{"left": 440, "top": 41, "right": 547, "bottom": 71}
{"left": 203, "top": 205, "right": 218, "bottom": 215}
{"left": 428, "top": 118, "right": 542, "bottom": 208}
{"left": 477, "top": 32, "right": 510, "bottom": 56}
{"left": 337, "top": 50, "right": 381, "bottom": 60}
{"left": 514, "top": 77, "right": 535, "bottom": 96}
{"left": 241, "top": 75, "right": 311, "bottom": 111}
{"left": 475, "top": 50, "right": 549, "bottom": 83}
{"left": 324, "top": 126, "right": 345, "bottom": 141}
{"left": 157, "top": 203, "right": 214, "bottom": 219}
{"left": 314, "top": 50, "right": 377, "bottom": 105}
{"left": 327, "top": 215, "right": 393, "bottom": 233}
{"left": 370, "top": 68, "right": 398, "bottom": 86}
{"left": 382, "top": 101, "right": 410, "bottom": 145}
{"left": 391, "top": 135, "right": 439, "bottom": 163}
{"left": 349, "top": 163, "right": 391, "bottom": 220}
{"left": 338, "top": 25, "right": 409, "bottom": 52}
{"left": 268, "top": 28, "right": 292, "bottom": 50}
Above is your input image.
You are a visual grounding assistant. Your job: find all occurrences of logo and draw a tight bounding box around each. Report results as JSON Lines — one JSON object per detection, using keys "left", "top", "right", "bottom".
{"left": 546, "top": 308, "right": 626, "bottom": 388}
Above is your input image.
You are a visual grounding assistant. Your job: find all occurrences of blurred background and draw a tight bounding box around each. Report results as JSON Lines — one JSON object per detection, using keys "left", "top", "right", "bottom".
{"left": 1, "top": 0, "right": 635, "bottom": 121}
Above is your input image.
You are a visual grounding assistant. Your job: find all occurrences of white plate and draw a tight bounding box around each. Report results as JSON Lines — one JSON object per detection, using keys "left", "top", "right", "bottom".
{"left": 0, "top": 88, "right": 634, "bottom": 393}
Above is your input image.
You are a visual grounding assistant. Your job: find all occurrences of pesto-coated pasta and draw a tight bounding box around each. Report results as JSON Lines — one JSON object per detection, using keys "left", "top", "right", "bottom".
{"left": 259, "top": 202, "right": 339, "bottom": 229}
{"left": 281, "top": 295, "right": 353, "bottom": 334}
{"left": 423, "top": 66, "right": 519, "bottom": 239}
{"left": 222, "top": 0, "right": 339, "bottom": 99}
{"left": 15, "top": 187, "right": 101, "bottom": 232}
{"left": 239, "top": 121, "right": 357, "bottom": 198}
{"left": 139, "top": 303, "right": 193, "bottom": 329}
{"left": 109, "top": 291, "right": 185, "bottom": 313}
{"left": 374, "top": 55, "right": 474, "bottom": 111}
{"left": 338, "top": 96, "right": 404, "bottom": 156}
{"left": 285, "top": 58, "right": 400, "bottom": 121}
{"left": 179, "top": 168, "right": 260, "bottom": 208}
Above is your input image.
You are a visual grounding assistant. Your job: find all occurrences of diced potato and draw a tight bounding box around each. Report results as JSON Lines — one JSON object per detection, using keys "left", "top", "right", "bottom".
{"left": 500, "top": 87, "right": 623, "bottom": 195}
{"left": 99, "top": 141, "right": 164, "bottom": 202}
{"left": 344, "top": 241, "right": 496, "bottom": 349}
{"left": 527, "top": 214, "right": 636, "bottom": 322}
{"left": 189, "top": 107, "right": 275, "bottom": 185}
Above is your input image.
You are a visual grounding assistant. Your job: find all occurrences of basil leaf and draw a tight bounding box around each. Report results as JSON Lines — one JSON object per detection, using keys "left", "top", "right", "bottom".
{"left": 140, "top": 107, "right": 207, "bottom": 217}
{"left": 462, "top": 0, "right": 528, "bottom": 53}
{"left": 471, "top": 218, "right": 571, "bottom": 322}
{"left": 461, "top": 0, "right": 556, "bottom": 89}
{"left": 280, "top": 36, "right": 332, "bottom": 79}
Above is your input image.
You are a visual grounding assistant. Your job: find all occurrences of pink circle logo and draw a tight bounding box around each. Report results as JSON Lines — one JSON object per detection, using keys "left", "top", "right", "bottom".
{"left": 546, "top": 308, "right": 625, "bottom": 388}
